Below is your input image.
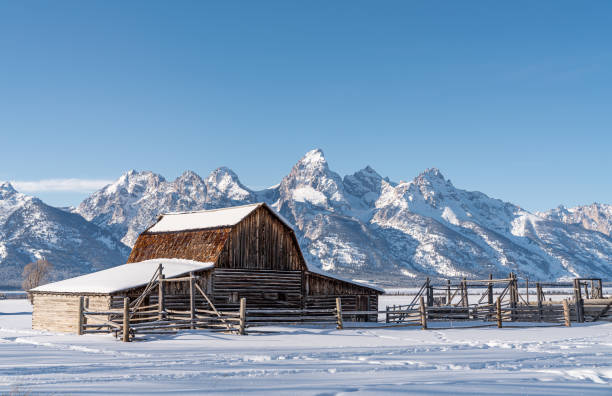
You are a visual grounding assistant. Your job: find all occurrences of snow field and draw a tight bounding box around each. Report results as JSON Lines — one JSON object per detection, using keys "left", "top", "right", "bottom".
{"left": 1, "top": 299, "right": 611, "bottom": 395}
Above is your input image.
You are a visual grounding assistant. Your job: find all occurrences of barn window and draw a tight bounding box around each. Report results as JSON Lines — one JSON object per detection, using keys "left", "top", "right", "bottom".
{"left": 278, "top": 292, "right": 287, "bottom": 302}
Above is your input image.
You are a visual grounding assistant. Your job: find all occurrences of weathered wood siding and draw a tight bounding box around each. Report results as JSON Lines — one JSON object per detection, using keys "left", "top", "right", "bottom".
{"left": 211, "top": 269, "right": 303, "bottom": 310}
{"left": 217, "top": 206, "right": 306, "bottom": 271}
{"left": 32, "top": 293, "right": 110, "bottom": 333}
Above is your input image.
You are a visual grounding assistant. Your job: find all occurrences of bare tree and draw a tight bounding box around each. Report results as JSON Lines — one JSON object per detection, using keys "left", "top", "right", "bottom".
{"left": 22, "top": 259, "right": 53, "bottom": 302}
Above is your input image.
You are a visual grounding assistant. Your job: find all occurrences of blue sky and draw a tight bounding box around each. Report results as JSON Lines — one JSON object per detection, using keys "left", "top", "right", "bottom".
{"left": 1, "top": 1, "right": 610, "bottom": 211}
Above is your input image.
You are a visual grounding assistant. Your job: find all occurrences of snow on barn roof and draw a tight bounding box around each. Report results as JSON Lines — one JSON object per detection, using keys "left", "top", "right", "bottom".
{"left": 31, "top": 259, "right": 214, "bottom": 294}
{"left": 146, "top": 203, "right": 293, "bottom": 233}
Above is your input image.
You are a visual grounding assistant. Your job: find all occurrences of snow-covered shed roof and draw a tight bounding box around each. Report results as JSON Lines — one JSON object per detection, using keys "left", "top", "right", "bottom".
{"left": 146, "top": 203, "right": 292, "bottom": 233}
{"left": 31, "top": 259, "right": 214, "bottom": 294}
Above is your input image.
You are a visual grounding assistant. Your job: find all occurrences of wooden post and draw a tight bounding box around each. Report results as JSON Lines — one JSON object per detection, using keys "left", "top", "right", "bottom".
{"left": 158, "top": 273, "right": 165, "bottom": 321}
{"left": 584, "top": 283, "right": 589, "bottom": 300}
{"left": 573, "top": 279, "right": 584, "bottom": 323}
{"left": 487, "top": 274, "right": 493, "bottom": 320}
{"left": 598, "top": 279, "right": 603, "bottom": 299}
{"left": 385, "top": 305, "right": 389, "bottom": 323}
{"left": 77, "top": 296, "right": 84, "bottom": 335}
{"left": 536, "top": 282, "right": 543, "bottom": 322}
{"left": 496, "top": 297, "right": 502, "bottom": 328}
{"left": 419, "top": 296, "right": 427, "bottom": 330}
{"left": 335, "top": 297, "right": 343, "bottom": 330}
{"left": 446, "top": 279, "right": 451, "bottom": 306}
{"left": 425, "top": 278, "right": 431, "bottom": 307}
{"left": 461, "top": 278, "right": 467, "bottom": 307}
{"left": 563, "top": 299, "right": 571, "bottom": 327}
{"left": 525, "top": 277, "right": 529, "bottom": 305}
{"left": 508, "top": 273, "right": 516, "bottom": 322}
{"left": 239, "top": 297, "right": 247, "bottom": 335}
{"left": 189, "top": 272, "right": 195, "bottom": 330}
{"left": 122, "top": 297, "right": 130, "bottom": 342}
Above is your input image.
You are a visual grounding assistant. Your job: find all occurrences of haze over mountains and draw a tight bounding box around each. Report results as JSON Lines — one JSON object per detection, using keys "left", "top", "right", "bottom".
{"left": 1, "top": 149, "right": 611, "bottom": 288}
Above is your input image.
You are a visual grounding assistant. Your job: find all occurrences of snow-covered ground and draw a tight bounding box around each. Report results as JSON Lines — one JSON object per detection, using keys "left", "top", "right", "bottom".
{"left": 1, "top": 299, "right": 612, "bottom": 395}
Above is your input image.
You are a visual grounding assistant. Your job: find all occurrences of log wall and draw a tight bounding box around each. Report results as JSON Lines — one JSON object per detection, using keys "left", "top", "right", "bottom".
{"left": 32, "top": 293, "right": 110, "bottom": 333}
{"left": 211, "top": 268, "right": 303, "bottom": 311}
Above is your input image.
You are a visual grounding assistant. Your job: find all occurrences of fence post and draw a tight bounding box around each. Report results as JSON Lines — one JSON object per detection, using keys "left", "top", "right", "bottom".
{"left": 536, "top": 282, "right": 543, "bottom": 322}
{"left": 335, "top": 297, "right": 343, "bottom": 330}
{"left": 77, "top": 296, "right": 84, "bottom": 335}
{"left": 239, "top": 297, "right": 246, "bottom": 335}
{"left": 496, "top": 297, "right": 502, "bottom": 328}
{"left": 426, "top": 277, "right": 434, "bottom": 307}
{"left": 385, "top": 305, "right": 389, "bottom": 323}
{"left": 597, "top": 279, "right": 603, "bottom": 299}
{"left": 508, "top": 273, "right": 516, "bottom": 321}
{"left": 419, "top": 296, "right": 427, "bottom": 330}
{"left": 158, "top": 273, "right": 165, "bottom": 321}
{"left": 563, "top": 299, "right": 571, "bottom": 327}
{"left": 189, "top": 272, "right": 195, "bottom": 330}
{"left": 573, "top": 279, "right": 584, "bottom": 323}
{"left": 462, "top": 278, "right": 468, "bottom": 307}
{"left": 446, "top": 279, "right": 451, "bottom": 306}
{"left": 122, "top": 297, "right": 130, "bottom": 342}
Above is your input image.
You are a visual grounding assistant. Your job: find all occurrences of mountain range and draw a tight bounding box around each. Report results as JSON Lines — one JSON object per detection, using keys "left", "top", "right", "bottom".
{"left": 1, "top": 149, "right": 611, "bottom": 288}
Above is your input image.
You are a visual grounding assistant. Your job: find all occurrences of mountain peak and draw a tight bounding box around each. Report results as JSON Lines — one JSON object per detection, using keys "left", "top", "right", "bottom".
{"left": 205, "top": 167, "right": 254, "bottom": 202}
{"left": 0, "top": 181, "right": 17, "bottom": 196}
{"left": 414, "top": 168, "right": 453, "bottom": 188}
{"left": 176, "top": 170, "right": 204, "bottom": 183}
{"left": 299, "top": 148, "right": 327, "bottom": 167}
{"left": 419, "top": 168, "right": 444, "bottom": 179}
{"left": 207, "top": 166, "right": 239, "bottom": 180}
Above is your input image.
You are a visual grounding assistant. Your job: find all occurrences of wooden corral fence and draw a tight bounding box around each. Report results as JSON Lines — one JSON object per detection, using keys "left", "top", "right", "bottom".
{"left": 385, "top": 274, "right": 611, "bottom": 327}
{"left": 76, "top": 268, "right": 610, "bottom": 341}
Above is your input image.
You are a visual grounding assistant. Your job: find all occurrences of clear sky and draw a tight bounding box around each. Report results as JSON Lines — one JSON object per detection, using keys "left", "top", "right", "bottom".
{"left": 1, "top": 1, "right": 610, "bottom": 211}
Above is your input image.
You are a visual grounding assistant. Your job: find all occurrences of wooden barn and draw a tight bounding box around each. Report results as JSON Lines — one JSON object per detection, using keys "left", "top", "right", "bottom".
{"left": 31, "top": 203, "right": 382, "bottom": 333}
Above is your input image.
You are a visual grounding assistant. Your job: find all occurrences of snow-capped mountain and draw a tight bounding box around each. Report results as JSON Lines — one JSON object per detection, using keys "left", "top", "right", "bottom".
{"left": 538, "top": 203, "right": 612, "bottom": 237}
{"left": 74, "top": 168, "right": 257, "bottom": 246}
{"left": 0, "top": 182, "right": 130, "bottom": 288}
{"left": 4, "top": 149, "right": 608, "bottom": 286}
{"left": 69, "top": 149, "right": 612, "bottom": 284}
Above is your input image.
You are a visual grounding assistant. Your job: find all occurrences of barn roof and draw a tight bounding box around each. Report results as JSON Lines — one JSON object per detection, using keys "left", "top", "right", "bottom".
{"left": 127, "top": 227, "right": 232, "bottom": 263}
{"left": 146, "top": 203, "right": 292, "bottom": 233}
{"left": 31, "top": 259, "right": 214, "bottom": 294}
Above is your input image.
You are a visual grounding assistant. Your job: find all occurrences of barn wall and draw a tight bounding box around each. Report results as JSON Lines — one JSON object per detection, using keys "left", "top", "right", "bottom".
{"left": 216, "top": 206, "right": 306, "bottom": 271}
{"left": 32, "top": 293, "right": 110, "bottom": 333}
{"left": 211, "top": 268, "right": 303, "bottom": 311}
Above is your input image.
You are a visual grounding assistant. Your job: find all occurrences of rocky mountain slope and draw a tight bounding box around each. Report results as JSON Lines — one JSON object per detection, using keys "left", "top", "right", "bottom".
{"left": 71, "top": 149, "right": 612, "bottom": 284}
{"left": 538, "top": 203, "right": 612, "bottom": 237}
{"left": 0, "top": 182, "right": 130, "bottom": 288}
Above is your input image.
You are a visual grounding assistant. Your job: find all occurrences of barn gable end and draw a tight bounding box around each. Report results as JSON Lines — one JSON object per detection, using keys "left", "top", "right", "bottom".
{"left": 216, "top": 205, "right": 306, "bottom": 272}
